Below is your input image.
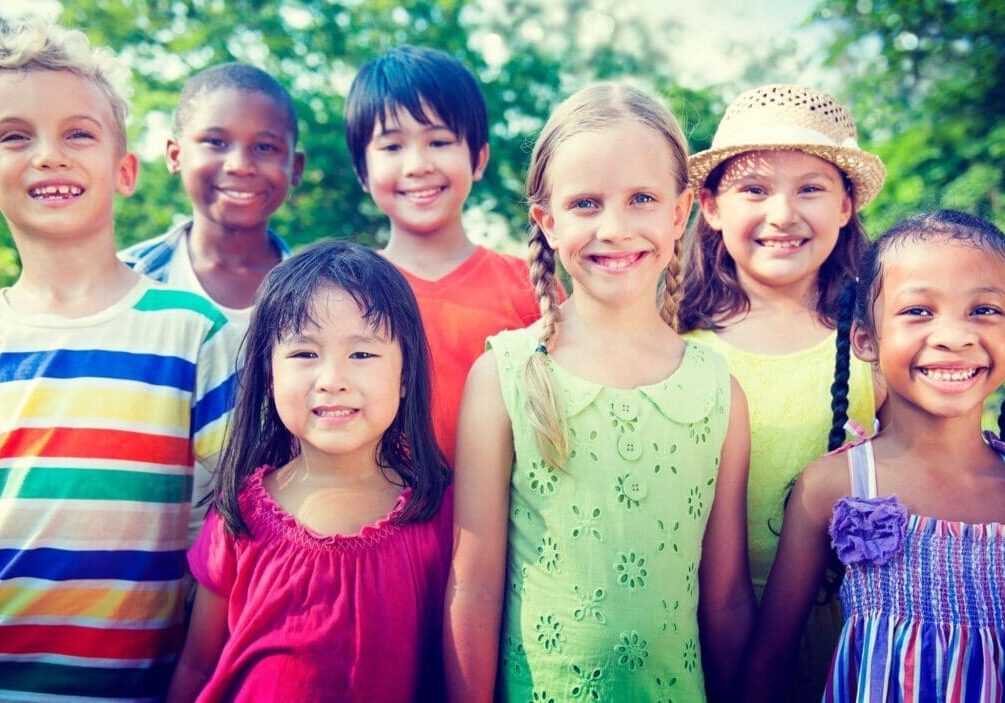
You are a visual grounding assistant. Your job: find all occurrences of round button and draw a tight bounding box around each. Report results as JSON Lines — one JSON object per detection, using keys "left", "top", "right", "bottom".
{"left": 613, "top": 399, "right": 638, "bottom": 422}
{"left": 623, "top": 472, "right": 648, "bottom": 500}
{"left": 617, "top": 433, "right": 642, "bottom": 461}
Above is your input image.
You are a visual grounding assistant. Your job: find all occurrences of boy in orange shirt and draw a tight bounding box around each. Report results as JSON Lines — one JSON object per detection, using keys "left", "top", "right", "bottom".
{"left": 345, "top": 46, "right": 549, "bottom": 466}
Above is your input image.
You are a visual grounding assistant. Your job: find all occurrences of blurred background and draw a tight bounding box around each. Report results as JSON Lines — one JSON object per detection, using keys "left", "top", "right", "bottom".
{"left": 1, "top": 0, "right": 1002, "bottom": 287}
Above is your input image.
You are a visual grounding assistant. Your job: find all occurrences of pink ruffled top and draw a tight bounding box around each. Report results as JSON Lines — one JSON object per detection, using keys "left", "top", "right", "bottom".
{"left": 189, "top": 465, "right": 453, "bottom": 703}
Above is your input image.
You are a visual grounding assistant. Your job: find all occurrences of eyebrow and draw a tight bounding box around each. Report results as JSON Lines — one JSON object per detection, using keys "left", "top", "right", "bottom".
{"left": 376, "top": 122, "right": 452, "bottom": 136}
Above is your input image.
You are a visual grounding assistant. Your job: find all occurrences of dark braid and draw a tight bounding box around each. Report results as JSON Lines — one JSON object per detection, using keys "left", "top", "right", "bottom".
{"left": 828, "top": 281, "right": 857, "bottom": 451}
{"left": 998, "top": 396, "right": 1005, "bottom": 442}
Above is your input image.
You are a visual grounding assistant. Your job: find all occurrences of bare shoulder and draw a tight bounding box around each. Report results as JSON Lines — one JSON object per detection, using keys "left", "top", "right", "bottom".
{"left": 792, "top": 450, "right": 851, "bottom": 525}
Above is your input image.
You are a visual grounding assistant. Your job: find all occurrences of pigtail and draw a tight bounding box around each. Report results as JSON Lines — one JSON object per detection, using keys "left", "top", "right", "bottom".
{"left": 998, "top": 396, "right": 1005, "bottom": 442}
{"left": 524, "top": 224, "right": 568, "bottom": 468}
{"left": 827, "top": 280, "right": 857, "bottom": 451}
{"left": 659, "top": 239, "right": 684, "bottom": 331}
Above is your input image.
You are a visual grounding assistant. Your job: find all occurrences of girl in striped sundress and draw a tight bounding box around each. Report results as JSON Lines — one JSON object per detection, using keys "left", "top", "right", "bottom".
{"left": 744, "top": 210, "right": 1005, "bottom": 702}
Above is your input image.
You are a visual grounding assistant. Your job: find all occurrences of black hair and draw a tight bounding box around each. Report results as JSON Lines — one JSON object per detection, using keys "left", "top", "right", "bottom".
{"left": 212, "top": 239, "right": 450, "bottom": 537}
{"left": 174, "top": 62, "right": 299, "bottom": 144}
{"left": 829, "top": 209, "right": 1005, "bottom": 446}
{"left": 343, "top": 45, "right": 488, "bottom": 183}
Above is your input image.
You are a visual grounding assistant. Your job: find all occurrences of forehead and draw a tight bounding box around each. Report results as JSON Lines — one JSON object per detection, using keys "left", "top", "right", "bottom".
{"left": 879, "top": 237, "right": 1005, "bottom": 297}
{"left": 547, "top": 122, "right": 678, "bottom": 193}
{"left": 373, "top": 101, "right": 446, "bottom": 134}
{"left": 718, "top": 149, "right": 842, "bottom": 187}
{"left": 0, "top": 69, "right": 117, "bottom": 129}
{"left": 279, "top": 287, "right": 390, "bottom": 338}
{"left": 182, "top": 87, "right": 293, "bottom": 137}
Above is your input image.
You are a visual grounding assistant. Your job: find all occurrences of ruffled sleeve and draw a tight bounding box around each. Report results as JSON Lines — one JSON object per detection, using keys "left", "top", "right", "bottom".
{"left": 188, "top": 507, "right": 238, "bottom": 597}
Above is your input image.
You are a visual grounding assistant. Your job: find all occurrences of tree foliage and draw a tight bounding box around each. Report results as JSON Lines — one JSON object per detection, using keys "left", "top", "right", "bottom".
{"left": 0, "top": 0, "right": 718, "bottom": 285}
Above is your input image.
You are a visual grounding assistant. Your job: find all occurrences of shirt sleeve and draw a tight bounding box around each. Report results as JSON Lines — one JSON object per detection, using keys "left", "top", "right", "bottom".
{"left": 190, "top": 315, "right": 240, "bottom": 467}
{"left": 188, "top": 508, "right": 238, "bottom": 597}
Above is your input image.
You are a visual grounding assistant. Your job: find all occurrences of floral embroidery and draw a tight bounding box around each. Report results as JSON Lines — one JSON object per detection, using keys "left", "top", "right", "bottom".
{"left": 688, "top": 416, "right": 711, "bottom": 444}
{"left": 615, "top": 474, "right": 642, "bottom": 509}
{"left": 572, "top": 585, "right": 607, "bottom": 624}
{"left": 570, "top": 505, "right": 603, "bottom": 541}
{"left": 570, "top": 664, "right": 603, "bottom": 700}
{"left": 656, "top": 519, "right": 680, "bottom": 554}
{"left": 659, "top": 598, "right": 680, "bottom": 633}
{"left": 686, "top": 486, "right": 704, "bottom": 519}
{"left": 682, "top": 639, "right": 698, "bottom": 671}
{"left": 615, "top": 631, "right": 649, "bottom": 670}
{"left": 685, "top": 562, "right": 696, "bottom": 596}
{"left": 535, "top": 614, "right": 565, "bottom": 652}
{"left": 538, "top": 536, "right": 561, "bottom": 573}
{"left": 528, "top": 460, "right": 560, "bottom": 496}
{"left": 614, "top": 551, "right": 647, "bottom": 589}
{"left": 532, "top": 690, "right": 557, "bottom": 703}
{"left": 829, "top": 495, "right": 908, "bottom": 566}
{"left": 655, "top": 672, "right": 679, "bottom": 703}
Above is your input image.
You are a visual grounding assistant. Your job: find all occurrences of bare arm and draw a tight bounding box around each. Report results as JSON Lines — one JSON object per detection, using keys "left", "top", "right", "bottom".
{"left": 443, "top": 351, "right": 514, "bottom": 703}
{"left": 742, "top": 453, "right": 845, "bottom": 703}
{"left": 699, "top": 377, "right": 754, "bottom": 702}
{"left": 167, "top": 585, "right": 229, "bottom": 703}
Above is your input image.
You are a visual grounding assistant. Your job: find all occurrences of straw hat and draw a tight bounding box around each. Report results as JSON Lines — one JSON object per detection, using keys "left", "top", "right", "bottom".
{"left": 688, "top": 84, "right": 886, "bottom": 208}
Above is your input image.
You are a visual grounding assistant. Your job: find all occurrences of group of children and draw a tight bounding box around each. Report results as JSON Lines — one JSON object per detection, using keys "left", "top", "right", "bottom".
{"left": 0, "top": 16, "right": 1002, "bottom": 703}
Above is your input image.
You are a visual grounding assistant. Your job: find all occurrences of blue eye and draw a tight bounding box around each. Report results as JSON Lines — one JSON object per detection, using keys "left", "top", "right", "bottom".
{"left": 632, "top": 193, "right": 656, "bottom": 204}
{"left": 570, "top": 198, "right": 597, "bottom": 210}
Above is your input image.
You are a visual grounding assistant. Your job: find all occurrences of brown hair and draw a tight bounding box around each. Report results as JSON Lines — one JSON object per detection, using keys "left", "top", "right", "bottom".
{"left": 680, "top": 159, "right": 868, "bottom": 332}
{"left": 524, "top": 82, "right": 689, "bottom": 467}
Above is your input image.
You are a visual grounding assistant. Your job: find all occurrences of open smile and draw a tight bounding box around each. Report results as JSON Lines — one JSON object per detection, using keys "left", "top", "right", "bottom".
{"left": 588, "top": 252, "right": 647, "bottom": 271}
{"left": 29, "top": 184, "right": 84, "bottom": 200}
{"left": 756, "top": 238, "right": 807, "bottom": 249}
{"left": 398, "top": 186, "right": 446, "bottom": 203}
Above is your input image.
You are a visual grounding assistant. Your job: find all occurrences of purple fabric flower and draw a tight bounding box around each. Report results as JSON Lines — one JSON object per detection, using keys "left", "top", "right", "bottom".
{"left": 829, "top": 495, "right": 908, "bottom": 567}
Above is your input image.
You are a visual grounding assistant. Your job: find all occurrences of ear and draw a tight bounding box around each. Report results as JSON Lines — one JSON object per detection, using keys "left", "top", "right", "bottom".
{"left": 291, "top": 151, "right": 306, "bottom": 188}
{"left": 850, "top": 320, "right": 878, "bottom": 363}
{"left": 671, "top": 188, "right": 695, "bottom": 242}
{"left": 165, "top": 137, "right": 182, "bottom": 174}
{"left": 472, "top": 144, "right": 490, "bottom": 182}
{"left": 530, "top": 202, "right": 557, "bottom": 249}
{"left": 115, "top": 152, "right": 140, "bottom": 196}
{"left": 697, "top": 188, "right": 723, "bottom": 231}
{"left": 838, "top": 189, "right": 853, "bottom": 227}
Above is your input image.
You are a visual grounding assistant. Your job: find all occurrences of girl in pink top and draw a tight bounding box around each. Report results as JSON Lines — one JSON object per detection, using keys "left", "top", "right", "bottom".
{"left": 168, "top": 240, "right": 453, "bottom": 703}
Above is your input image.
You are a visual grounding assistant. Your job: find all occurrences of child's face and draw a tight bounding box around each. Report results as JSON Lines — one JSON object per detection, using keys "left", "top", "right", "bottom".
{"left": 530, "top": 121, "right": 691, "bottom": 310}
{"left": 699, "top": 150, "right": 852, "bottom": 296}
{"left": 167, "top": 88, "right": 304, "bottom": 235}
{"left": 270, "top": 288, "right": 404, "bottom": 469}
{"left": 853, "top": 238, "right": 1005, "bottom": 423}
{"left": 0, "top": 70, "right": 138, "bottom": 242}
{"left": 363, "top": 104, "right": 487, "bottom": 242}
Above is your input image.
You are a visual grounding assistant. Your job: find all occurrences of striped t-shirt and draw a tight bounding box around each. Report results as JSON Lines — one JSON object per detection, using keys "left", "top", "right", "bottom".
{"left": 0, "top": 278, "right": 237, "bottom": 702}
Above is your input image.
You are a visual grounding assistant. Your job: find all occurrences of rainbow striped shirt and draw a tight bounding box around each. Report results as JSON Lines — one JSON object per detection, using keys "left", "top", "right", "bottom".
{"left": 0, "top": 278, "right": 237, "bottom": 702}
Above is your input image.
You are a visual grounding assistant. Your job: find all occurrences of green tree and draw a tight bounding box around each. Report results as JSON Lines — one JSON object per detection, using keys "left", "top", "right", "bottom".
{"left": 0, "top": 0, "right": 720, "bottom": 286}
{"left": 814, "top": 0, "right": 1005, "bottom": 232}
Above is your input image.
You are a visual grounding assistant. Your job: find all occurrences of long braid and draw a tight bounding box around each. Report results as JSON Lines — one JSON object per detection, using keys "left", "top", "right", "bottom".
{"left": 659, "top": 239, "right": 684, "bottom": 331}
{"left": 524, "top": 224, "right": 568, "bottom": 468}
{"left": 998, "top": 396, "right": 1005, "bottom": 442}
{"left": 828, "top": 281, "right": 857, "bottom": 451}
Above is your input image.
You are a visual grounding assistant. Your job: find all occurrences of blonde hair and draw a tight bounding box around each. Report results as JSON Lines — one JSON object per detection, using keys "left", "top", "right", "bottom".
{"left": 524, "top": 82, "right": 689, "bottom": 467}
{"left": 0, "top": 19, "right": 131, "bottom": 153}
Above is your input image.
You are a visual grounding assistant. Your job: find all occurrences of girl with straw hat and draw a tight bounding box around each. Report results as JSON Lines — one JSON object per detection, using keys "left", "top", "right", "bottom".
{"left": 680, "top": 84, "right": 886, "bottom": 701}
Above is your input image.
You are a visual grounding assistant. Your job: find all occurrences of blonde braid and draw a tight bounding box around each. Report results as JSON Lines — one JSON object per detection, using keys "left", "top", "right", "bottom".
{"left": 659, "top": 238, "right": 684, "bottom": 331}
{"left": 524, "top": 225, "right": 568, "bottom": 468}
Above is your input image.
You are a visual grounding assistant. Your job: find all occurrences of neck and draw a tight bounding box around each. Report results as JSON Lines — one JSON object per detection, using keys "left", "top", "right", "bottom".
{"left": 739, "top": 271, "right": 820, "bottom": 316}
{"left": 286, "top": 444, "right": 388, "bottom": 486}
{"left": 7, "top": 228, "right": 137, "bottom": 316}
{"left": 565, "top": 292, "right": 673, "bottom": 343}
{"left": 383, "top": 219, "right": 474, "bottom": 278}
{"left": 880, "top": 401, "right": 989, "bottom": 471}
{"left": 188, "top": 216, "right": 278, "bottom": 268}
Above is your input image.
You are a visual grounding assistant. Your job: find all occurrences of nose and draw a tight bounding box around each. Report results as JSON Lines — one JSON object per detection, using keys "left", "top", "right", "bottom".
{"left": 316, "top": 359, "right": 349, "bottom": 394}
{"left": 402, "top": 144, "right": 433, "bottom": 176}
{"left": 929, "top": 316, "right": 977, "bottom": 350}
{"left": 224, "top": 145, "right": 257, "bottom": 175}
{"left": 596, "top": 206, "right": 632, "bottom": 242}
{"left": 764, "top": 192, "right": 797, "bottom": 229}
{"left": 31, "top": 136, "right": 70, "bottom": 170}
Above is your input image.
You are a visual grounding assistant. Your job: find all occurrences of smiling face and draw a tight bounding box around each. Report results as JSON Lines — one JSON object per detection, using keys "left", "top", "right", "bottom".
{"left": 0, "top": 70, "right": 138, "bottom": 243}
{"left": 853, "top": 237, "right": 1005, "bottom": 423}
{"left": 699, "top": 150, "right": 852, "bottom": 298}
{"left": 270, "top": 287, "right": 404, "bottom": 470}
{"left": 530, "top": 120, "right": 692, "bottom": 310}
{"left": 167, "top": 87, "right": 304, "bottom": 237}
{"left": 363, "top": 103, "right": 488, "bottom": 243}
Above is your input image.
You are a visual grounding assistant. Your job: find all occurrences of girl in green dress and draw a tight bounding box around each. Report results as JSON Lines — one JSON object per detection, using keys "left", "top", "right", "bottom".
{"left": 445, "top": 83, "right": 753, "bottom": 703}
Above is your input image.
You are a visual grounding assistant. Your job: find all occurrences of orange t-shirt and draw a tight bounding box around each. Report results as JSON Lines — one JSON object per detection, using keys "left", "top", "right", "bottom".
{"left": 396, "top": 246, "right": 545, "bottom": 467}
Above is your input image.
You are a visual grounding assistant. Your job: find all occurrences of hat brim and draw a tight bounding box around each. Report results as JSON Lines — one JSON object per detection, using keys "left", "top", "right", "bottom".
{"left": 687, "top": 144, "right": 887, "bottom": 209}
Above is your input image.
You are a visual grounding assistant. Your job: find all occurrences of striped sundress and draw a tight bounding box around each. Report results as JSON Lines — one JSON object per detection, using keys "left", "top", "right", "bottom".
{"left": 824, "top": 438, "right": 1005, "bottom": 703}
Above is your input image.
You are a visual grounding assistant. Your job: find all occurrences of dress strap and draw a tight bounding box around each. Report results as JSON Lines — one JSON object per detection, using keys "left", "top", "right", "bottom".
{"left": 845, "top": 440, "right": 877, "bottom": 498}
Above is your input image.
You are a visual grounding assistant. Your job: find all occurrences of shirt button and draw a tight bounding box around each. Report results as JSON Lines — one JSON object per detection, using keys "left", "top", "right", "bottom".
{"left": 613, "top": 399, "right": 638, "bottom": 422}
{"left": 624, "top": 471, "right": 648, "bottom": 500}
{"left": 617, "top": 433, "right": 642, "bottom": 461}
